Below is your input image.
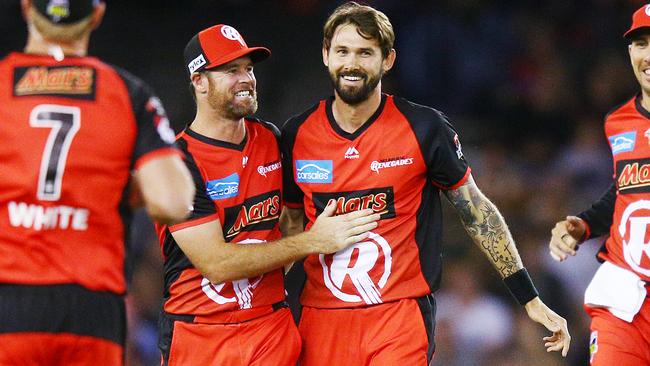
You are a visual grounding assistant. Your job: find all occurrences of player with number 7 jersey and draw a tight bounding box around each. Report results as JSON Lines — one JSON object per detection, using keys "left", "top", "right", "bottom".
{"left": 0, "top": 2, "right": 194, "bottom": 364}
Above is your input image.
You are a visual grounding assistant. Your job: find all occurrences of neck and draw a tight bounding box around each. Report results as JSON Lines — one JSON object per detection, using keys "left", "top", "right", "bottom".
{"left": 24, "top": 26, "right": 89, "bottom": 58}
{"left": 331, "top": 86, "right": 382, "bottom": 133}
{"left": 642, "top": 91, "right": 650, "bottom": 113}
{"left": 190, "top": 104, "right": 246, "bottom": 144}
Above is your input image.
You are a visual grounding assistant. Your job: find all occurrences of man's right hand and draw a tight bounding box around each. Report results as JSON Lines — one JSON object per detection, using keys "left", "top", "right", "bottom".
{"left": 549, "top": 216, "right": 585, "bottom": 262}
{"left": 308, "top": 200, "right": 380, "bottom": 254}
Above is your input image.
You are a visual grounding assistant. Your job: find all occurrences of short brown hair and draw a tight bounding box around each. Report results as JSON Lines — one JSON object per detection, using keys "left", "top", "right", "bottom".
{"left": 29, "top": 7, "right": 94, "bottom": 42}
{"left": 323, "top": 2, "right": 395, "bottom": 58}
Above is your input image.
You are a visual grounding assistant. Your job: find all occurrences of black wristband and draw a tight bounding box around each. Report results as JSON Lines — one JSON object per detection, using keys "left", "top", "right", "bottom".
{"left": 503, "top": 268, "right": 539, "bottom": 305}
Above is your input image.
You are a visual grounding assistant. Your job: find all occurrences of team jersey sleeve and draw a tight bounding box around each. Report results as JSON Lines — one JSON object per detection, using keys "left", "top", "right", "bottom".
{"left": 114, "top": 67, "right": 179, "bottom": 169}
{"left": 577, "top": 181, "right": 616, "bottom": 240}
{"left": 280, "top": 116, "right": 305, "bottom": 208}
{"left": 168, "top": 144, "right": 219, "bottom": 232}
{"left": 394, "top": 97, "right": 470, "bottom": 189}
{"left": 428, "top": 116, "right": 471, "bottom": 189}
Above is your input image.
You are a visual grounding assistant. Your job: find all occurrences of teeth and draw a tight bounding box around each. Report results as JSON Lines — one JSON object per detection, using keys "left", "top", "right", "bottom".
{"left": 343, "top": 75, "right": 362, "bottom": 81}
{"left": 645, "top": 70, "right": 650, "bottom": 75}
{"left": 235, "top": 91, "right": 251, "bottom": 97}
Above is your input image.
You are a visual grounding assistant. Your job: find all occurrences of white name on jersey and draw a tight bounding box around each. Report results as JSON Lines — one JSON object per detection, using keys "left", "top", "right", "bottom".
{"left": 8, "top": 201, "right": 89, "bottom": 231}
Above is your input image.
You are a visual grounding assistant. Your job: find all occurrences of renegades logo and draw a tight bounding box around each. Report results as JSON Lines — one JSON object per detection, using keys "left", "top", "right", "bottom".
{"left": 223, "top": 190, "right": 281, "bottom": 240}
{"left": 13, "top": 66, "right": 96, "bottom": 100}
{"left": 312, "top": 187, "right": 396, "bottom": 220}
{"left": 320, "top": 231, "right": 393, "bottom": 304}
{"left": 617, "top": 159, "right": 650, "bottom": 194}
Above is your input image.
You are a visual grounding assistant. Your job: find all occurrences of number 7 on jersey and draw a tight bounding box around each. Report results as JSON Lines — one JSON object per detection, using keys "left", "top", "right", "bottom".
{"left": 30, "top": 104, "right": 81, "bottom": 201}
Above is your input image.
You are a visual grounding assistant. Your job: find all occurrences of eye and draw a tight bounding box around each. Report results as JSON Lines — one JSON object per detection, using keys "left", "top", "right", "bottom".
{"left": 337, "top": 49, "right": 348, "bottom": 56}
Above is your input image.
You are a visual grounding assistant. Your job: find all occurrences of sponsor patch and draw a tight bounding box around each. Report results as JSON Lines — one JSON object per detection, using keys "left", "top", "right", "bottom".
{"left": 188, "top": 54, "right": 206, "bottom": 73}
{"left": 222, "top": 190, "right": 281, "bottom": 240}
{"left": 257, "top": 160, "right": 281, "bottom": 177}
{"left": 609, "top": 131, "right": 636, "bottom": 155}
{"left": 13, "top": 66, "right": 96, "bottom": 100}
{"left": 206, "top": 173, "right": 239, "bottom": 200}
{"left": 312, "top": 187, "right": 395, "bottom": 220}
{"left": 589, "top": 331, "right": 598, "bottom": 363}
{"left": 453, "top": 133, "right": 464, "bottom": 159}
{"left": 344, "top": 146, "right": 360, "bottom": 159}
{"left": 616, "top": 158, "right": 650, "bottom": 194}
{"left": 296, "top": 160, "right": 333, "bottom": 184}
{"left": 47, "top": 0, "right": 70, "bottom": 21}
{"left": 370, "top": 156, "right": 414, "bottom": 173}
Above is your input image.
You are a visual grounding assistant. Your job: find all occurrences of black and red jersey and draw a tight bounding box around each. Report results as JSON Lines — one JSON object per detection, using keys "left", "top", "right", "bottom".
{"left": 0, "top": 52, "right": 177, "bottom": 294}
{"left": 156, "top": 119, "right": 285, "bottom": 318}
{"left": 585, "top": 95, "right": 650, "bottom": 282}
{"left": 281, "top": 94, "right": 470, "bottom": 308}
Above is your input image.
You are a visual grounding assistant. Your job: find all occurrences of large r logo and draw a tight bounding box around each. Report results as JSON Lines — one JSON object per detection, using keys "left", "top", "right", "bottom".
{"left": 618, "top": 200, "right": 650, "bottom": 276}
{"left": 320, "top": 232, "right": 392, "bottom": 304}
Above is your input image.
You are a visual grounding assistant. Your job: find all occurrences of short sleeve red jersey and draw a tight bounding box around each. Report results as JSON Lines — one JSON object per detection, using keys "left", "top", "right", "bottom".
{"left": 602, "top": 95, "right": 650, "bottom": 282}
{"left": 281, "top": 95, "right": 470, "bottom": 308}
{"left": 0, "top": 52, "right": 178, "bottom": 294}
{"left": 156, "top": 120, "right": 285, "bottom": 318}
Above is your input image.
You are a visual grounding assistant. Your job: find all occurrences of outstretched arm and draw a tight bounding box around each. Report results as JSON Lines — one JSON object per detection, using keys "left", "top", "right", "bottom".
{"left": 173, "top": 201, "right": 378, "bottom": 284}
{"left": 443, "top": 175, "right": 570, "bottom": 357}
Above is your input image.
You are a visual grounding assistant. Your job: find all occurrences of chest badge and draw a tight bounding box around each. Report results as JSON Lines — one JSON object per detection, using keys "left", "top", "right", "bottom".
{"left": 345, "top": 146, "right": 360, "bottom": 160}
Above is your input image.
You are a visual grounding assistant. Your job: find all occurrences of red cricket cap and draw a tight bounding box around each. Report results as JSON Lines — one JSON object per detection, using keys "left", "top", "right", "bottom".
{"left": 183, "top": 24, "right": 271, "bottom": 76}
{"left": 625, "top": 4, "right": 650, "bottom": 39}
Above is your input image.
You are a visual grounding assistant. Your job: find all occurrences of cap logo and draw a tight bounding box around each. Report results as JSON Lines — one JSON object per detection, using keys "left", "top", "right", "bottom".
{"left": 46, "top": 0, "right": 70, "bottom": 21}
{"left": 221, "top": 26, "right": 246, "bottom": 47}
{"left": 645, "top": 4, "right": 650, "bottom": 16}
{"left": 188, "top": 54, "right": 207, "bottom": 73}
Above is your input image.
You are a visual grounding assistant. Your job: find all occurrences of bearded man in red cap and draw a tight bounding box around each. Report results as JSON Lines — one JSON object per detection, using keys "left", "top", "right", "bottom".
{"left": 154, "top": 24, "right": 379, "bottom": 365}
{"left": 549, "top": 4, "right": 650, "bottom": 365}
{"left": 0, "top": 0, "right": 196, "bottom": 365}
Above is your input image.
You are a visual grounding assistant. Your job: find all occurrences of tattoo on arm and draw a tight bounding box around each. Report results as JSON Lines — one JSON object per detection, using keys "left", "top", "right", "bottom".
{"left": 444, "top": 177, "right": 522, "bottom": 277}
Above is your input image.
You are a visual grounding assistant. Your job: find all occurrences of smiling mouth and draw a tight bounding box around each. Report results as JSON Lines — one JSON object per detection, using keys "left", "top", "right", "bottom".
{"left": 234, "top": 90, "right": 253, "bottom": 97}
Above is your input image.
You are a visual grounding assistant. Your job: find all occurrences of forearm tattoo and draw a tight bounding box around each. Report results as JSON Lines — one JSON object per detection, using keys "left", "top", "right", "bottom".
{"left": 444, "top": 178, "right": 522, "bottom": 277}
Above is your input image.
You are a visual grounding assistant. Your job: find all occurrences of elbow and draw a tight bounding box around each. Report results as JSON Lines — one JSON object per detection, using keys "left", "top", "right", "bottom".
{"left": 146, "top": 196, "right": 193, "bottom": 225}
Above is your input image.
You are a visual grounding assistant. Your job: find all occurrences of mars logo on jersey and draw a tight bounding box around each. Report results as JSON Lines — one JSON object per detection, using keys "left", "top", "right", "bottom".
{"left": 320, "top": 232, "right": 392, "bottom": 304}
{"left": 312, "top": 187, "right": 396, "bottom": 220}
{"left": 13, "top": 66, "right": 96, "bottom": 100}
{"left": 206, "top": 173, "right": 239, "bottom": 200}
{"left": 618, "top": 200, "right": 650, "bottom": 276}
{"left": 223, "top": 190, "right": 281, "bottom": 240}
{"left": 617, "top": 159, "right": 650, "bottom": 194}
{"left": 201, "top": 239, "right": 264, "bottom": 309}
{"left": 296, "top": 160, "right": 333, "bottom": 183}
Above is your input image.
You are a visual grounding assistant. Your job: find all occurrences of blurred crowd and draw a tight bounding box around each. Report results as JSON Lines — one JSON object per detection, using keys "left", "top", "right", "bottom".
{"left": 2, "top": 0, "right": 646, "bottom": 365}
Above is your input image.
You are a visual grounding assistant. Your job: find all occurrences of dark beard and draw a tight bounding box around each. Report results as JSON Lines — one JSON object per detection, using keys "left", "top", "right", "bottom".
{"left": 330, "top": 70, "right": 382, "bottom": 105}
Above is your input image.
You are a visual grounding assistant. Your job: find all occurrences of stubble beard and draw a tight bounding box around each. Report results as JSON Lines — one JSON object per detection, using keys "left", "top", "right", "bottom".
{"left": 207, "top": 79, "right": 258, "bottom": 120}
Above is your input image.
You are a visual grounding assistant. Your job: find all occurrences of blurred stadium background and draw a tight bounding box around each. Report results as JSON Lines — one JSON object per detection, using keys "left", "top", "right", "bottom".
{"left": 1, "top": 0, "right": 644, "bottom": 365}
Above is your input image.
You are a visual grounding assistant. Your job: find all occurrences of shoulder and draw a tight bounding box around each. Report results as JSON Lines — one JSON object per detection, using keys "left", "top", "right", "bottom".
{"left": 103, "top": 63, "right": 155, "bottom": 97}
{"left": 248, "top": 117, "right": 280, "bottom": 139}
{"left": 391, "top": 96, "right": 451, "bottom": 130}
{"left": 605, "top": 95, "right": 639, "bottom": 123}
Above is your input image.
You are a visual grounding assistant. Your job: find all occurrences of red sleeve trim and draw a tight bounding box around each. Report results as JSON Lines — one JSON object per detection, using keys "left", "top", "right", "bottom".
{"left": 134, "top": 148, "right": 183, "bottom": 170}
{"left": 432, "top": 166, "right": 472, "bottom": 190}
{"left": 284, "top": 201, "right": 304, "bottom": 209}
{"left": 169, "top": 213, "right": 220, "bottom": 233}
